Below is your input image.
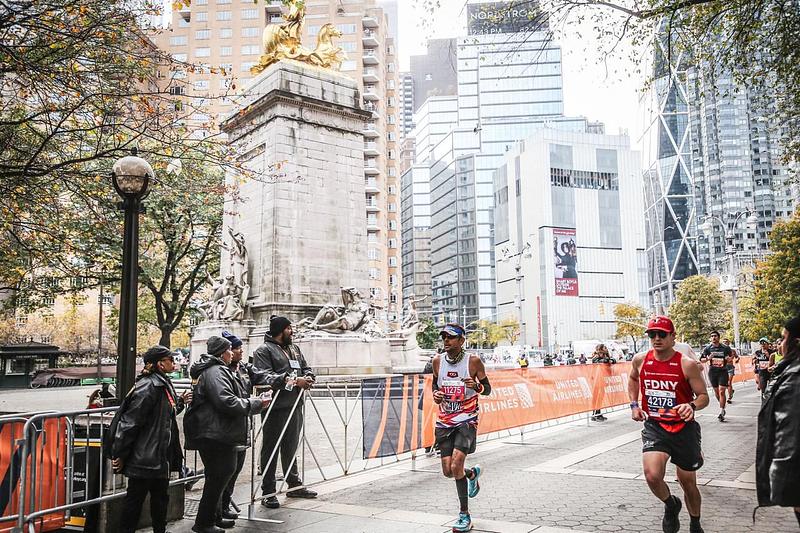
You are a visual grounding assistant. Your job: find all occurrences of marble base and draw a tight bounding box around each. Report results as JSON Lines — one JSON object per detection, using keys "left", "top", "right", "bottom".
{"left": 190, "top": 320, "right": 256, "bottom": 365}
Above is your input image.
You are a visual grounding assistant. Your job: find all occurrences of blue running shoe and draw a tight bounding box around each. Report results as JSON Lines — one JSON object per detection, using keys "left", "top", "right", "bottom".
{"left": 452, "top": 512, "right": 473, "bottom": 532}
{"left": 467, "top": 465, "right": 481, "bottom": 498}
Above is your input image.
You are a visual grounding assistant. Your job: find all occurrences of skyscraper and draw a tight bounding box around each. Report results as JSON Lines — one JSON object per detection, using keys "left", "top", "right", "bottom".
{"left": 152, "top": 0, "right": 400, "bottom": 322}
{"left": 642, "top": 31, "right": 797, "bottom": 310}
{"left": 401, "top": 1, "right": 594, "bottom": 326}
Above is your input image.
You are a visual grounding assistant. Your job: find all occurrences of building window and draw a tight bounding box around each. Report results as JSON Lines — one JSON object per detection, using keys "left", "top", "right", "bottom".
{"left": 195, "top": 11, "right": 208, "bottom": 21}
{"left": 216, "top": 10, "right": 231, "bottom": 20}
{"left": 388, "top": 238, "right": 397, "bottom": 248}
{"left": 242, "top": 26, "right": 260, "bottom": 37}
{"left": 336, "top": 23, "right": 356, "bottom": 34}
{"left": 194, "top": 79, "right": 209, "bottom": 90}
{"left": 217, "top": 0, "right": 231, "bottom": 3}
{"left": 388, "top": 114, "right": 396, "bottom": 124}
{"left": 389, "top": 274, "right": 398, "bottom": 286}
{"left": 387, "top": 132, "right": 396, "bottom": 141}
{"left": 388, "top": 167, "right": 396, "bottom": 177}
{"left": 241, "top": 44, "right": 260, "bottom": 55}
{"left": 340, "top": 60, "right": 357, "bottom": 71}
{"left": 368, "top": 248, "right": 379, "bottom": 260}
{"left": 387, "top": 185, "right": 396, "bottom": 195}
{"left": 387, "top": 97, "right": 395, "bottom": 107}
{"left": 220, "top": 46, "right": 232, "bottom": 56}
{"left": 195, "top": 0, "right": 207, "bottom": 4}
{"left": 170, "top": 35, "right": 187, "bottom": 46}
{"left": 388, "top": 149, "right": 395, "bottom": 160}
{"left": 98, "top": 294, "right": 113, "bottom": 305}
{"left": 389, "top": 256, "right": 398, "bottom": 267}
{"left": 42, "top": 295, "right": 55, "bottom": 306}
{"left": 219, "top": 27, "right": 233, "bottom": 38}
{"left": 387, "top": 62, "right": 395, "bottom": 72}
{"left": 369, "top": 268, "right": 380, "bottom": 280}
{"left": 240, "top": 62, "right": 256, "bottom": 72}
{"left": 241, "top": 8, "right": 258, "bottom": 19}
{"left": 388, "top": 203, "right": 396, "bottom": 212}
{"left": 195, "top": 29, "right": 210, "bottom": 40}
{"left": 173, "top": 53, "right": 188, "bottom": 62}
{"left": 389, "top": 292, "right": 398, "bottom": 303}
{"left": 307, "top": 25, "right": 321, "bottom": 36}
{"left": 169, "top": 85, "right": 186, "bottom": 95}
{"left": 194, "top": 47, "right": 211, "bottom": 57}
{"left": 388, "top": 220, "right": 397, "bottom": 230}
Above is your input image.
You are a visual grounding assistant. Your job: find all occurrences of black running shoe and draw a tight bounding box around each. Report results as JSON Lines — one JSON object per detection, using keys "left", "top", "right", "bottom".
{"left": 689, "top": 521, "right": 704, "bottom": 533}
{"left": 662, "top": 496, "right": 681, "bottom": 533}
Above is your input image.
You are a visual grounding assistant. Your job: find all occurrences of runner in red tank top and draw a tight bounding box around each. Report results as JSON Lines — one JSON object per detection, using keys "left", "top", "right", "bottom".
{"left": 628, "top": 316, "right": 710, "bottom": 533}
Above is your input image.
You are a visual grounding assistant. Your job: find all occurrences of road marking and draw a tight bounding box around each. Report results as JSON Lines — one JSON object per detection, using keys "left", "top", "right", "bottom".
{"left": 525, "top": 429, "right": 642, "bottom": 472}
{"left": 736, "top": 462, "right": 756, "bottom": 483}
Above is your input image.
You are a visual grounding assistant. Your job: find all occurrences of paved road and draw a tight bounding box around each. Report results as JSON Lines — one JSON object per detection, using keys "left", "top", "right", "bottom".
{"left": 159, "top": 381, "right": 796, "bottom": 532}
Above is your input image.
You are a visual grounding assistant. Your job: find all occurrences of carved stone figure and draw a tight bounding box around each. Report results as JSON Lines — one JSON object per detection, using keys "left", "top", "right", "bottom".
{"left": 296, "top": 287, "right": 374, "bottom": 333}
{"left": 400, "top": 294, "right": 428, "bottom": 330}
{"left": 252, "top": 2, "right": 347, "bottom": 75}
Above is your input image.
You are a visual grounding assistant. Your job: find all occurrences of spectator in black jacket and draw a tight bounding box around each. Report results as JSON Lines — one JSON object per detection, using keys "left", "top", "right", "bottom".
{"left": 253, "top": 316, "right": 317, "bottom": 508}
{"left": 111, "top": 345, "right": 189, "bottom": 533}
{"left": 591, "top": 344, "right": 615, "bottom": 422}
{"left": 218, "top": 330, "right": 274, "bottom": 520}
{"left": 756, "top": 316, "right": 800, "bottom": 527}
{"left": 184, "top": 336, "right": 270, "bottom": 533}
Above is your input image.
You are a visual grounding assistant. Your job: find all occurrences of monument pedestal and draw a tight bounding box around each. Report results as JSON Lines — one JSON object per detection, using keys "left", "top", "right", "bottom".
{"left": 190, "top": 320, "right": 256, "bottom": 364}
{"left": 221, "top": 60, "right": 371, "bottom": 325}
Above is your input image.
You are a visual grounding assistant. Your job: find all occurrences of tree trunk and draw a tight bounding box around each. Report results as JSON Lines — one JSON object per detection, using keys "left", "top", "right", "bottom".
{"left": 159, "top": 327, "right": 173, "bottom": 348}
{"left": 630, "top": 335, "right": 638, "bottom": 353}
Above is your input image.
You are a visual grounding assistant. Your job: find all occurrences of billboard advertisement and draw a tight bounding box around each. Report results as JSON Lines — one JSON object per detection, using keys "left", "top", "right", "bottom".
{"left": 467, "top": 1, "right": 548, "bottom": 35}
{"left": 553, "top": 227, "right": 578, "bottom": 296}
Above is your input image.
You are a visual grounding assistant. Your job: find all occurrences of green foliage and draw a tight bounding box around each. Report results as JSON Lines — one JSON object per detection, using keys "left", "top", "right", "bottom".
{"left": 748, "top": 212, "right": 800, "bottom": 339}
{"left": 497, "top": 317, "right": 520, "bottom": 345}
{"left": 613, "top": 303, "right": 647, "bottom": 352}
{"left": 467, "top": 319, "right": 505, "bottom": 349}
{"left": 416, "top": 318, "right": 439, "bottom": 350}
{"left": 669, "top": 275, "right": 731, "bottom": 345}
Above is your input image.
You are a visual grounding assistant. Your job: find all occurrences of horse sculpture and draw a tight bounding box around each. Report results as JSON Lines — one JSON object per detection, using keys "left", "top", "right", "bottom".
{"left": 252, "top": 12, "right": 347, "bottom": 75}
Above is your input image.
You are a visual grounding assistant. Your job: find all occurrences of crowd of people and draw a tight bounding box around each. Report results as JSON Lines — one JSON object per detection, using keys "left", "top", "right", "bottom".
{"left": 99, "top": 312, "right": 799, "bottom": 533}
{"left": 106, "top": 315, "right": 318, "bottom": 533}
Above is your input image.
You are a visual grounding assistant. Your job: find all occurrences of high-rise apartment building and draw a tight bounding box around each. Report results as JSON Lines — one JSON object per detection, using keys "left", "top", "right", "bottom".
{"left": 643, "top": 32, "right": 797, "bottom": 310}
{"left": 152, "top": 0, "right": 400, "bottom": 322}
{"left": 399, "top": 73, "right": 414, "bottom": 138}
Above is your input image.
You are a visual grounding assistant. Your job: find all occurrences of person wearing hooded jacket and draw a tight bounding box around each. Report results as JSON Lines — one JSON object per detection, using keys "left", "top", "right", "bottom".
{"left": 756, "top": 316, "right": 800, "bottom": 527}
{"left": 252, "top": 316, "right": 317, "bottom": 508}
{"left": 184, "top": 336, "right": 270, "bottom": 533}
{"left": 218, "top": 330, "right": 273, "bottom": 520}
{"left": 111, "top": 345, "right": 190, "bottom": 533}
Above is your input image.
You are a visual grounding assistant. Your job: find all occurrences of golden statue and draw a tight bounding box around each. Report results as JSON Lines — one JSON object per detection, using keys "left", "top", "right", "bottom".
{"left": 251, "top": 0, "right": 348, "bottom": 75}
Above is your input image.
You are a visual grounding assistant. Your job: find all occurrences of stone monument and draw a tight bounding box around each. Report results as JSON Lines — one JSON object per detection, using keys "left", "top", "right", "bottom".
{"left": 191, "top": 2, "right": 421, "bottom": 373}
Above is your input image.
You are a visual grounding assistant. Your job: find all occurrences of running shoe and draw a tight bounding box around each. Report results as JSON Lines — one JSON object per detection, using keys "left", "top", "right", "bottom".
{"left": 662, "top": 495, "right": 681, "bottom": 533}
{"left": 467, "top": 465, "right": 481, "bottom": 498}
{"left": 452, "top": 512, "right": 473, "bottom": 532}
{"left": 718, "top": 409, "right": 726, "bottom": 422}
{"left": 689, "top": 521, "right": 705, "bottom": 533}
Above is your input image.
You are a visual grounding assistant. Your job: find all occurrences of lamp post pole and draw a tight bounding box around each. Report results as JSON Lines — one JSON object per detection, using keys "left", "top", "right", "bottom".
{"left": 701, "top": 210, "right": 756, "bottom": 351}
{"left": 111, "top": 149, "right": 153, "bottom": 397}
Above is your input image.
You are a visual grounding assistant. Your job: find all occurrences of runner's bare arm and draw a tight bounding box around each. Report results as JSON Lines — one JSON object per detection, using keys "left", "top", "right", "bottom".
{"left": 682, "top": 357, "right": 710, "bottom": 411}
{"left": 465, "top": 355, "right": 491, "bottom": 395}
{"left": 432, "top": 355, "right": 444, "bottom": 404}
{"left": 628, "top": 353, "right": 645, "bottom": 421}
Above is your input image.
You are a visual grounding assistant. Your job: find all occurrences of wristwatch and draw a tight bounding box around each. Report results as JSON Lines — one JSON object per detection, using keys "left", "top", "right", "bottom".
{"left": 689, "top": 402, "right": 697, "bottom": 411}
{"left": 629, "top": 401, "right": 639, "bottom": 409}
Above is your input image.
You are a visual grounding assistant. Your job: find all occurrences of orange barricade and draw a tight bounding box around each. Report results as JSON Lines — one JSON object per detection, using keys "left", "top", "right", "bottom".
{"left": 0, "top": 419, "right": 67, "bottom": 532}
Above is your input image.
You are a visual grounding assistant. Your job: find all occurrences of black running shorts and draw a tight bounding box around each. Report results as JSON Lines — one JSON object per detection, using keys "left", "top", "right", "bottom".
{"left": 435, "top": 424, "right": 477, "bottom": 457}
{"left": 708, "top": 368, "right": 729, "bottom": 388}
{"left": 641, "top": 419, "right": 704, "bottom": 471}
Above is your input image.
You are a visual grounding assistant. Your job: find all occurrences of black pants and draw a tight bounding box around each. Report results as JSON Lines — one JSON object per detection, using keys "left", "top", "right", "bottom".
{"left": 220, "top": 449, "right": 247, "bottom": 512}
{"left": 260, "top": 405, "right": 303, "bottom": 495}
{"left": 196, "top": 443, "right": 238, "bottom": 527}
{"left": 119, "top": 477, "right": 169, "bottom": 533}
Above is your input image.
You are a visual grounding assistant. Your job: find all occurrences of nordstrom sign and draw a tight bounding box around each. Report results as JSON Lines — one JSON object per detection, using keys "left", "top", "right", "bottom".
{"left": 467, "top": 1, "right": 548, "bottom": 35}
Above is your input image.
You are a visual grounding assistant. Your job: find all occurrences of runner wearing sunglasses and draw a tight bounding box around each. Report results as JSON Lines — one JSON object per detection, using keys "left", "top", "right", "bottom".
{"left": 432, "top": 323, "right": 492, "bottom": 532}
{"left": 628, "top": 316, "right": 710, "bottom": 533}
{"left": 700, "top": 331, "right": 733, "bottom": 421}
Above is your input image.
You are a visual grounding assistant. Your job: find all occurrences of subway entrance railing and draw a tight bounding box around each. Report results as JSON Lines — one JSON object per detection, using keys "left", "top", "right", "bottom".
{"left": 0, "top": 358, "right": 756, "bottom": 531}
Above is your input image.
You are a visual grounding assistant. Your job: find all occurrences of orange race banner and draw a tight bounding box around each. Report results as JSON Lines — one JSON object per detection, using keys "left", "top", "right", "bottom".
{"left": 363, "top": 356, "right": 756, "bottom": 459}
{"left": 0, "top": 419, "right": 67, "bottom": 532}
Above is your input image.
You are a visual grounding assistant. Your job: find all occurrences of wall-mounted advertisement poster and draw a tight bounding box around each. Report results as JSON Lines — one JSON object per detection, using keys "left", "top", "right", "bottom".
{"left": 553, "top": 228, "right": 578, "bottom": 296}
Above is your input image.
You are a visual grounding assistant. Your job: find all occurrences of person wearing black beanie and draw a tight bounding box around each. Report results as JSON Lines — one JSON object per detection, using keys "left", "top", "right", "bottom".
{"left": 755, "top": 316, "right": 800, "bottom": 526}
{"left": 252, "top": 316, "right": 317, "bottom": 507}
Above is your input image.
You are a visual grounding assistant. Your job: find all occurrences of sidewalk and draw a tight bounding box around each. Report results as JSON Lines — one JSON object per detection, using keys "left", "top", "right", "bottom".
{"left": 163, "top": 383, "right": 795, "bottom": 532}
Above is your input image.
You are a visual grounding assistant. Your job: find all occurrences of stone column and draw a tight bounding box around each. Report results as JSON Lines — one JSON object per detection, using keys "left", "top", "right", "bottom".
{"left": 221, "top": 60, "right": 370, "bottom": 324}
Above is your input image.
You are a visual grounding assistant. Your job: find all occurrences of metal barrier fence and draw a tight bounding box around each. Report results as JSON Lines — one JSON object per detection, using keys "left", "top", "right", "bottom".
{"left": 1, "top": 364, "right": 756, "bottom": 531}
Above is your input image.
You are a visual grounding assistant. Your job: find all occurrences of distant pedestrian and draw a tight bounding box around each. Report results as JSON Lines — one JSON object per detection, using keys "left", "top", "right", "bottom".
{"left": 184, "top": 336, "right": 270, "bottom": 533}
{"left": 756, "top": 316, "right": 800, "bottom": 527}
{"left": 579, "top": 354, "right": 587, "bottom": 365}
{"left": 518, "top": 353, "right": 529, "bottom": 368}
{"left": 591, "top": 344, "right": 615, "bottom": 421}
{"left": 110, "top": 346, "right": 190, "bottom": 533}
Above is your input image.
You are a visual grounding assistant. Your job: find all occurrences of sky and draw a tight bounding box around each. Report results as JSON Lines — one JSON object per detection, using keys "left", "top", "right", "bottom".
{"left": 396, "top": 1, "right": 650, "bottom": 150}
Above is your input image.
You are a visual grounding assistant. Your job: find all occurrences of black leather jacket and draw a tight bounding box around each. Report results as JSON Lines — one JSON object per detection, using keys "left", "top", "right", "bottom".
{"left": 252, "top": 337, "right": 315, "bottom": 410}
{"left": 756, "top": 356, "right": 800, "bottom": 508}
{"left": 229, "top": 360, "right": 273, "bottom": 447}
{"left": 184, "top": 355, "right": 265, "bottom": 449}
{"left": 111, "top": 371, "right": 184, "bottom": 479}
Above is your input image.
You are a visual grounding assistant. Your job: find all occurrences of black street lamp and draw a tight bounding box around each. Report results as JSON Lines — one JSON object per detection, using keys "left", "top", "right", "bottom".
{"left": 111, "top": 148, "right": 153, "bottom": 397}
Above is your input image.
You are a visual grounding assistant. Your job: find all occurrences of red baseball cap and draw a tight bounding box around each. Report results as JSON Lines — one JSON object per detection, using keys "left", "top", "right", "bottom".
{"left": 646, "top": 316, "right": 675, "bottom": 334}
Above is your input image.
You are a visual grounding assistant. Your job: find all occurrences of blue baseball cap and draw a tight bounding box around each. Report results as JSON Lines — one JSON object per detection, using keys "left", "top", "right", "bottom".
{"left": 440, "top": 323, "right": 465, "bottom": 338}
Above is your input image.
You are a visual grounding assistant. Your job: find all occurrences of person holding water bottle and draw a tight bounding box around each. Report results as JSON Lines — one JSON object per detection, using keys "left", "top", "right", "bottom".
{"left": 253, "top": 316, "right": 317, "bottom": 508}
